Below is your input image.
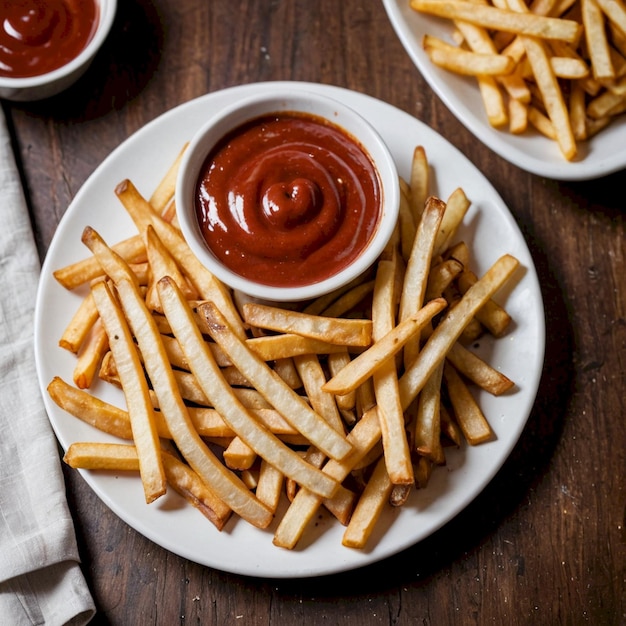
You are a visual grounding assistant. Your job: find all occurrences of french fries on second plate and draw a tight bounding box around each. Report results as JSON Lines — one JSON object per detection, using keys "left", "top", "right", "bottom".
{"left": 411, "top": 0, "right": 626, "bottom": 160}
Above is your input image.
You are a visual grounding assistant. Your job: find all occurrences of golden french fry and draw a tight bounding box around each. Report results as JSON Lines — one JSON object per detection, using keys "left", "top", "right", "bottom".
{"left": 342, "top": 456, "right": 394, "bottom": 549}
{"left": 456, "top": 269, "right": 512, "bottom": 336}
{"left": 371, "top": 254, "right": 414, "bottom": 485}
{"left": 582, "top": 0, "right": 615, "bottom": 80}
{"left": 411, "top": 0, "right": 583, "bottom": 42}
{"left": 321, "top": 280, "right": 375, "bottom": 317}
{"left": 550, "top": 55, "right": 590, "bottom": 78}
{"left": 434, "top": 188, "right": 471, "bottom": 256}
{"left": 255, "top": 459, "right": 284, "bottom": 513}
{"left": 149, "top": 143, "right": 188, "bottom": 214}
{"left": 444, "top": 362, "right": 493, "bottom": 444}
{"left": 528, "top": 105, "right": 557, "bottom": 139}
{"left": 242, "top": 303, "right": 373, "bottom": 347}
{"left": 400, "top": 197, "right": 447, "bottom": 327}
{"left": 398, "top": 184, "right": 417, "bottom": 262}
{"left": 477, "top": 76, "right": 509, "bottom": 127}
{"left": 424, "top": 34, "right": 517, "bottom": 75}
{"left": 414, "top": 362, "right": 446, "bottom": 464}
{"left": 223, "top": 437, "right": 257, "bottom": 471}
{"left": 409, "top": 146, "right": 429, "bottom": 222}
{"left": 293, "top": 353, "right": 344, "bottom": 433}
{"left": 144, "top": 224, "right": 198, "bottom": 311}
{"left": 508, "top": 97, "right": 529, "bottom": 134}
{"left": 426, "top": 258, "right": 465, "bottom": 300}
{"left": 64, "top": 443, "right": 231, "bottom": 530}
{"left": 246, "top": 334, "right": 345, "bottom": 361}
{"left": 48, "top": 376, "right": 133, "bottom": 439}
{"left": 64, "top": 441, "right": 140, "bottom": 471}
{"left": 446, "top": 342, "right": 514, "bottom": 395}
{"left": 58, "top": 292, "right": 99, "bottom": 353}
{"left": 91, "top": 280, "right": 166, "bottom": 504}
{"left": 72, "top": 317, "right": 108, "bottom": 389}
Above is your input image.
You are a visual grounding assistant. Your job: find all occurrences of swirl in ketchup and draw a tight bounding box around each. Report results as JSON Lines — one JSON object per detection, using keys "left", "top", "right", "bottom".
{"left": 195, "top": 112, "right": 382, "bottom": 288}
{"left": 0, "top": 0, "right": 99, "bottom": 78}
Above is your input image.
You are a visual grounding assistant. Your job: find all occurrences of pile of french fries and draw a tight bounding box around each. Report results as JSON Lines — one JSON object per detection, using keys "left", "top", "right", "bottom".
{"left": 49, "top": 144, "right": 520, "bottom": 550}
{"left": 411, "top": 0, "right": 626, "bottom": 160}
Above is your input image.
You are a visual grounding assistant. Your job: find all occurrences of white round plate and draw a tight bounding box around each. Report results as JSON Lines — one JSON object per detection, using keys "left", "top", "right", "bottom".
{"left": 35, "top": 82, "right": 545, "bottom": 578}
{"left": 382, "top": 0, "right": 626, "bottom": 180}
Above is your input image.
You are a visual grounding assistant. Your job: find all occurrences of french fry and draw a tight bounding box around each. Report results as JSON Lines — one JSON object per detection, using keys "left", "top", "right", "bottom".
{"left": 424, "top": 34, "right": 517, "bottom": 75}
{"left": 434, "top": 188, "right": 471, "bottom": 257}
{"left": 144, "top": 224, "right": 198, "bottom": 312}
{"left": 444, "top": 362, "right": 494, "bottom": 444}
{"left": 342, "top": 457, "right": 394, "bottom": 549}
{"left": 371, "top": 253, "right": 414, "bottom": 485}
{"left": 223, "top": 437, "right": 257, "bottom": 471}
{"left": 293, "top": 353, "right": 344, "bottom": 433}
{"left": 58, "top": 292, "right": 99, "bottom": 353}
{"left": 149, "top": 143, "right": 188, "bottom": 214}
{"left": 409, "top": 146, "right": 429, "bottom": 222}
{"left": 399, "top": 198, "right": 446, "bottom": 329}
{"left": 321, "top": 280, "right": 375, "bottom": 317}
{"left": 90, "top": 280, "right": 166, "bottom": 504}
{"left": 411, "top": 0, "right": 583, "bottom": 42}
{"left": 415, "top": 361, "right": 446, "bottom": 464}
{"left": 242, "top": 303, "right": 373, "bottom": 347}
{"left": 446, "top": 341, "right": 515, "bottom": 395}
{"left": 47, "top": 376, "right": 133, "bottom": 440}
{"left": 508, "top": 0, "right": 578, "bottom": 160}
{"left": 72, "top": 318, "right": 108, "bottom": 389}
{"left": 582, "top": 0, "right": 615, "bottom": 80}
{"left": 255, "top": 459, "right": 284, "bottom": 513}
{"left": 456, "top": 269, "right": 513, "bottom": 336}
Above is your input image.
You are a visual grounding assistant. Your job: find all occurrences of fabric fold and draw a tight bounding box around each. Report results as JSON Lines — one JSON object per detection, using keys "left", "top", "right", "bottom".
{"left": 0, "top": 108, "right": 95, "bottom": 625}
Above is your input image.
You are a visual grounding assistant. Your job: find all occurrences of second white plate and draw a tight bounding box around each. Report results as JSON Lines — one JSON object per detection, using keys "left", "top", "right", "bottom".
{"left": 35, "top": 82, "right": 545, "bottom": 578}
{"left": 383, "top": 0, "right": 626, "bottom": 180}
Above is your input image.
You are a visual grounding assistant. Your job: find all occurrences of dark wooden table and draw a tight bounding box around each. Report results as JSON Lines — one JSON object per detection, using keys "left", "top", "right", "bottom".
{"left": 5, "top": 0, "right": 625, "bottom": 623}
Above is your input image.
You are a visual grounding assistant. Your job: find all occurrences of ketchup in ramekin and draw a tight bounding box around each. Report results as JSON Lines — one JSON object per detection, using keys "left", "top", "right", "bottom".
{"left": 0, "top": 0, "right": 99, "bottom": 78}
{"left": 195, "top": 112, "right": 382, "bottom": 288}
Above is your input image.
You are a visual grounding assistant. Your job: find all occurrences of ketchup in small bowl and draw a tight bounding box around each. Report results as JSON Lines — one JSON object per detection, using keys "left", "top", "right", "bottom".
{"left": 177, "top": 90, "right": 400, "bottom": 302}
{"left": 0, "top": 0, "right": 116, "bottom": 101}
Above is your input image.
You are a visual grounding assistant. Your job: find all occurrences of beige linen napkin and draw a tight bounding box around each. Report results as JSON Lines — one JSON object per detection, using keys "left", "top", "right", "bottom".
{"left": 0, "top": 108, "right": 95, "bottom": 625}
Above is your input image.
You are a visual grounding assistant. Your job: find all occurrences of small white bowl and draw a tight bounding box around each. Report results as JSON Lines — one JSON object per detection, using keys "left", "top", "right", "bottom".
{"left": 177, "top": 89, "right": 400, "bottom": 302}
{"left": 0, "top": 0, "right": 117, "bottom": 102}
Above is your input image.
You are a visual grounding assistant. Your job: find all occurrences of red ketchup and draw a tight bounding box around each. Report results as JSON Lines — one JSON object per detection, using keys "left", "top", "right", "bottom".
{"left": 195, "top": 112, "right": 382, "bottom": 288}
{"left": 0, "top": 0, "right": 99, "bottom": 78}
